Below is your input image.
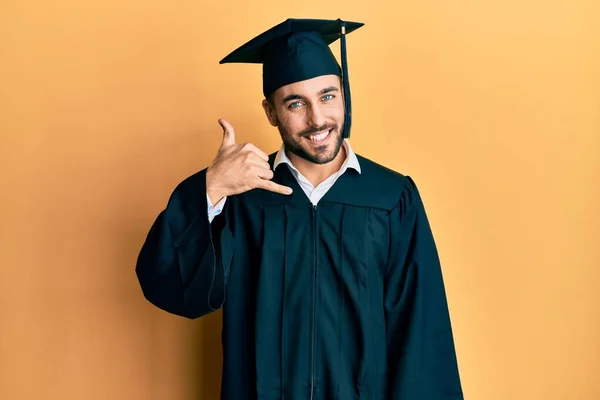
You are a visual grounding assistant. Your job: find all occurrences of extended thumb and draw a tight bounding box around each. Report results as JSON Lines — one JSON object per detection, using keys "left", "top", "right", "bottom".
{"left": 218, "top": 118, "right": 235, "bottom": 147}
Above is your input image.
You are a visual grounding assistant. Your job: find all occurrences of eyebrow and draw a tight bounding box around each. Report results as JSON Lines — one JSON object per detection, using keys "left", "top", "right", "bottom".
{"left": 282, "top": 86, "right": 340, "bottom": 103}
{"left": 318, "top": 86, "right": 339, "bottom": 96}
{"left": 282, "top": 94, "right": 304, "bottom": 103}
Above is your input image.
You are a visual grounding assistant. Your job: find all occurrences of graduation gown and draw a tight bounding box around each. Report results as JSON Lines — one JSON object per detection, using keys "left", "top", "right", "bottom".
{"left": 136, "top": 153, "right": 463, "bottom": 399}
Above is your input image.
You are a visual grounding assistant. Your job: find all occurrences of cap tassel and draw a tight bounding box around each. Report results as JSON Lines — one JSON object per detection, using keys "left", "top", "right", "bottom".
{"left": 339, "top": 19, "right": 352, "bottom": 139}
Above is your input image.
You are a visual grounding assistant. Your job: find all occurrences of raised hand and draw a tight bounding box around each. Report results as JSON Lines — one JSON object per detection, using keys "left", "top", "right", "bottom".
{"left": 206, "top": 119, "right": 293, "bottom": 204}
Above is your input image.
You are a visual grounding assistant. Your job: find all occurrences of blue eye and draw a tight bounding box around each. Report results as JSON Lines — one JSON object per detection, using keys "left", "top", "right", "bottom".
{"left": 289, "top": 101, "right": 302, "bottom": 109}
{"left": 322, "top": 94, "right": 334, "bottom": 101}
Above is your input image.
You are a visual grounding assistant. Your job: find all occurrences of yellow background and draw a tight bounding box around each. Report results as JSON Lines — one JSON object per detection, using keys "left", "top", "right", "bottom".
{"left": 1, "top": 0, "right": 599, "bottom": 399}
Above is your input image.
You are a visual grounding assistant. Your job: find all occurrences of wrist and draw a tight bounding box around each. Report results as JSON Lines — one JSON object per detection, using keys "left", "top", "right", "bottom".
{"left": 206, "top": 169, "right": 227, "bottom": 204}
{"left": 207, "top": 188, "right": 226, "bottom": 206}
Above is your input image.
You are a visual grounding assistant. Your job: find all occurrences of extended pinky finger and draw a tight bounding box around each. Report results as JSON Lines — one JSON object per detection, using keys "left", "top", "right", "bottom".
{"left": 256, "top": 180, "right": 293, "bottom": 195}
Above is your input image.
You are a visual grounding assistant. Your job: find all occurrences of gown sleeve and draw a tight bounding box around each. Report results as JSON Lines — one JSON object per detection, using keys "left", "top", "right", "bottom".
{"left": 135, "top": 169, "right": 235, "bottom": 319}
{"left": 384, "top": 177, "right": 463, "bottom": 399}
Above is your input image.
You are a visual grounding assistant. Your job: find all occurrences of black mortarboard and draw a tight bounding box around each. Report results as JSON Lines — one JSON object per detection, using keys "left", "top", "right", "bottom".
{"left": 220, "top": 18, "right": 364, "bottom": 138}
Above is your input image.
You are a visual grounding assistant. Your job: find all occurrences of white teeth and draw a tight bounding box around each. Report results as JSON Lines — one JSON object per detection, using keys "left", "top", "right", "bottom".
{"left": 308, "top": 130, "right": 330, "bottom": 141}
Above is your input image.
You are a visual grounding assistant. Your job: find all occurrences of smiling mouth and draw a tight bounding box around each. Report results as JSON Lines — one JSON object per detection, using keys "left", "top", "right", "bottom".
{"left": 306, "top": 129, "right": 331, "bottom": 143}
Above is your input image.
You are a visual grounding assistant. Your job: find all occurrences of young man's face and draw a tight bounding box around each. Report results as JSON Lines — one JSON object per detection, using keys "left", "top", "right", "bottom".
{"left": 262, "top": 74, "right": 345, "bottom": 165}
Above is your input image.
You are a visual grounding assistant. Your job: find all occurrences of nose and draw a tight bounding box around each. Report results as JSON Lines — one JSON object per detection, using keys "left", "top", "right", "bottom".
{"left": 307, "top": 102, "right": 326, "bottom": 128}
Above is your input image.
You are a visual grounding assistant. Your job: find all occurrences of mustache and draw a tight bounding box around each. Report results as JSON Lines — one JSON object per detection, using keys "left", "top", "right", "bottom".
{"left": 300, "top": 124, "right": 338, "bottom": 137}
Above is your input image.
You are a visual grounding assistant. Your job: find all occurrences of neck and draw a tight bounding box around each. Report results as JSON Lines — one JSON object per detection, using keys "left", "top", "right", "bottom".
{"left": 286, "top": 143, "right": 347, "bottom": 187}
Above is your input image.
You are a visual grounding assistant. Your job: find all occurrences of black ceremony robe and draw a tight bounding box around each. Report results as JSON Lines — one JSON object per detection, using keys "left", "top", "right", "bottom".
{"left": 136, "top": 153, "right": 463, "bottom": 399}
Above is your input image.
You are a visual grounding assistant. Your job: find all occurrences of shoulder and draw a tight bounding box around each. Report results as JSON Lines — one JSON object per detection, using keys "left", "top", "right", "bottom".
{"left": 355, "top": 154, "right": 417, "bottom": 205}
{"left": 355, "top": 155, "right": 428, "bottom": 221}
{"left": 356, "top": 154, "right": 407, "bottom": 184}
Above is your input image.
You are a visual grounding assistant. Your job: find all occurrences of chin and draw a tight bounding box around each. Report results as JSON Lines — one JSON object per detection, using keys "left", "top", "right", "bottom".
{"left": 312, "top": 147, "right": 340, "bottom": 164}
{"left": 280, "top": 124, "right": 345, "bottom": 165}
{"left": 298, "top": 138, "right": 344, "bottom": 165}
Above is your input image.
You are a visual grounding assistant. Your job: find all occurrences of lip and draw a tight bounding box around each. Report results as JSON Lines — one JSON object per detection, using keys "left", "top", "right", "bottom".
{"left": 305, "top": 129, "right": 331, "bottom": 144}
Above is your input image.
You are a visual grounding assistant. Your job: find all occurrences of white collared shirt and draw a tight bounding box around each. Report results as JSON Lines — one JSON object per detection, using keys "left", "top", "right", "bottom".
{"left": 207, "top": 139, "right": 361, "bottom": 222}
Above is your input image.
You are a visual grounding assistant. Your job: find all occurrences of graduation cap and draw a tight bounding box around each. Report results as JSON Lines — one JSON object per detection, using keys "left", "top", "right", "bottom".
{"left": 220, "top": 18, "right": 364, "bottom": 138}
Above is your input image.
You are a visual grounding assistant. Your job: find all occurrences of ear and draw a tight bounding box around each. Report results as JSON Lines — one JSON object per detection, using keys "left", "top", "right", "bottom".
{"left": 339, "top": 76, "right": 345, "bottom": 102}
{"left": 262, "top": 99, "right": 278, "bottom": 127}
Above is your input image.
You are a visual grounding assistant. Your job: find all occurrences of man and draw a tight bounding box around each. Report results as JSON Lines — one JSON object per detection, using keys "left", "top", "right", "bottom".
{"left": 136, "top": 18, "right": 463, "bottom": 399}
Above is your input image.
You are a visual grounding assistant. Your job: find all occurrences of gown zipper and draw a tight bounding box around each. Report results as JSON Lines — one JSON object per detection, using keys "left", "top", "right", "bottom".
{"left": 310, "top": 204, "right": 318, "bottom": 400}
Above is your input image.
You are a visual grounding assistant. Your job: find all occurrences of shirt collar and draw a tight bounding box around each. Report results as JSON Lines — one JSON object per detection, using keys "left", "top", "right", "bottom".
{"left": 273, "top": 139, "right": 361, "bottom": 175}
